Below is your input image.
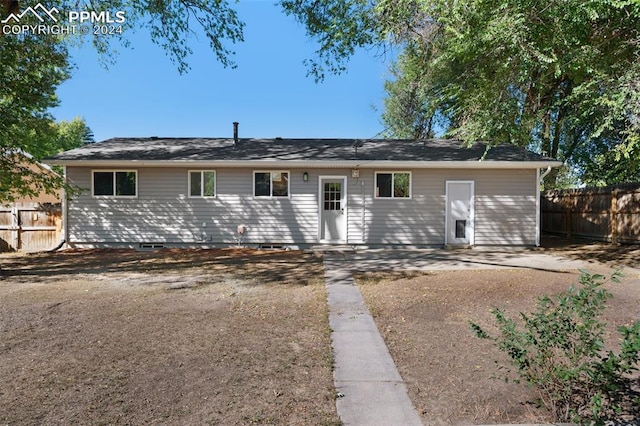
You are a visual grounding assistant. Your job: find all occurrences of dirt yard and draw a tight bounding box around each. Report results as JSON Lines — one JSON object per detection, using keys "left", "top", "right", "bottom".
{"left": 0, "top": 249, "right": 340, "bottom": 425}
{"left": 357, "top": 247, "right": 640, "bottom": 424}
{"left": 1, "top": 240, "right": 638, "bottom": 425}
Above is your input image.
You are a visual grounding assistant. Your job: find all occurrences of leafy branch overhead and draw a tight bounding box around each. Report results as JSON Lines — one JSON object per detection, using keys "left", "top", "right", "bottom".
{"left": 0, "top": 0, "right": 244, "bottom": 202}
{"left": 280, "top": 0, "right": 382, "bottom": 81}
{"left": 85, "top": 0, "right": 245, "bottom": 73}
{"left": 282, "top": 0, "right": 640, "bottom": 186}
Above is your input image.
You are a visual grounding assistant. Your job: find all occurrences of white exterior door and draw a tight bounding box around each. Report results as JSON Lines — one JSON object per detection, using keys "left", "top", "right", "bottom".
{"left": 445, "top": 181, "right": 475, "bottom": 246}
{"left": 319, "top": 177, "right": 347, "bottom": 243}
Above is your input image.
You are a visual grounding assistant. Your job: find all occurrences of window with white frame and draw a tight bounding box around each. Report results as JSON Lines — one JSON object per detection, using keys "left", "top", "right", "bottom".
{"left": 93, "top": 170, "right": 137, "bottom": 197}
{"left": 375, "top": 172, "right": 411, "bottom": 198}
{"left": 254, "top": 171, "right": 289, "bottom": 197}
{"left": 189, "top": 170, "right": 216, "bottom": 197}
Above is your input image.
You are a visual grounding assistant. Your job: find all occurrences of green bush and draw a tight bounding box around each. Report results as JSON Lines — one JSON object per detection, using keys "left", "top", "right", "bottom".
{"left": 470, "top": 270, "right": 640, "bottom": 424}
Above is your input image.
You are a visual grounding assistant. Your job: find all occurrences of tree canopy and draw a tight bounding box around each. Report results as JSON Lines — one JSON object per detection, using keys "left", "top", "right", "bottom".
{"left": 3, "top": 0, "right": 640, "bottom": 202}
{"left": 80, "top": 0, "right": 244, "bottom": 73}
{"left": 0, "top": 0, "right": 243, "bottom": 202}
{"left": 283, "top": 0, "right": 640, "bottom": 186}
{"left": 0, "top": 11, "right": 72, "bottom": 202}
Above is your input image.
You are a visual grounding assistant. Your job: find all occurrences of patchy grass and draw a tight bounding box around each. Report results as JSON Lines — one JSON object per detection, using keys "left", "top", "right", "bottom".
{"left": 3, "top": 242, "right": 637, "bottom": 425}
{"left": 357, "top": 267, "right": 640, "bottom": 425}
{"left": 0, "top": 249, "right": 339, "bottom": 425}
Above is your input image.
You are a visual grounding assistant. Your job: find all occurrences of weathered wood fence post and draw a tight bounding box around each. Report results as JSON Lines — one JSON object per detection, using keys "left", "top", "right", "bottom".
{"left": 564, "top": 191, "right": 572, "bottom": 238}
{"left": 10, "top": 205, "right": 19, "bottom": 249}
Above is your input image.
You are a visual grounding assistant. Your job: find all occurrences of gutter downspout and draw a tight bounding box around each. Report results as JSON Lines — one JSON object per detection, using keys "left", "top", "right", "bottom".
{"left": 539, "top": 165, "right": 552, "bottom": 182}
{"left": 536, "top": 166, "right": 552, "bottom": 247}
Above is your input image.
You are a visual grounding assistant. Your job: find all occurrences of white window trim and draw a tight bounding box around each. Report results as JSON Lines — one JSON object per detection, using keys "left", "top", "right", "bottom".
{"left": 188, "top": 170, "right": 217, "bottom": 198}
{"left": 253, "top": 170, "right": 291, "bottom": 198}
{"left": 374, "top": 171, "right": 412, "bottom": 199}
{"left": 91, "top": 170, "right": 138, "bottom": 198}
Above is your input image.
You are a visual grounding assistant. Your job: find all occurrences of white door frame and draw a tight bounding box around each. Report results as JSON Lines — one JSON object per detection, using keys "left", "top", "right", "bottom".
{"left": 318, "top": 176, "right": 348, "bottom": 243}
{"left": 445, "top": 180, "right": 475, "bottom": 246}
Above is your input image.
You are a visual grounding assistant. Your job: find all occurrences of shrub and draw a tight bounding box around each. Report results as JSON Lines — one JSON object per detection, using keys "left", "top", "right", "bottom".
{"left": 470, "top": 270, "right": 640, "bottom": 424}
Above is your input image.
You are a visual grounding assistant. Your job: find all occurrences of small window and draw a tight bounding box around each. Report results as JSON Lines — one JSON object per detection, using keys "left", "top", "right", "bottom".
{"left": 254, "top": 171, "right": 289, "bottom": 197}
{"left": 189, "top": 171, "right": 216, "bottom": 197}
{"left": 93, "top": 171, "right": 137, "bottom": 197}
{"left": 375, "top": 172, "right": 411, "bottom": 198}
{"left": 323, "top": 182, "right": 342, "bottom": 211}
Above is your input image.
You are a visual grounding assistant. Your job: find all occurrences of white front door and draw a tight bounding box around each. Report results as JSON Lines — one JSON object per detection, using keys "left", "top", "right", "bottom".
{"left": 445, "top": 181, "right": 475, "bottom": 246}
{"left": 319, "top": 177, "right": 347, "bottom": 243}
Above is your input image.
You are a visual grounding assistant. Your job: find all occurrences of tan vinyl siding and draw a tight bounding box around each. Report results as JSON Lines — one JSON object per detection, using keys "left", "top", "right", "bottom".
{"left": 347, "top": 169, "right": 444, "bottom": 244}
{"left": 424, "top": 168, "right": 536, "bottom": 245}
{"left": 473, "top": 169, "right": 537, "bottom": 245}
{"left": 66, "top": 166, "right": 538, "bottom": 247}
{"left": 212, "top": 168, "right": 317, "bottom": 244}
{"left": 66, "top": 167, "right": 319, "bottom": 245}
{"left": 355, "top": 169, "right": 537, "bottom": 246}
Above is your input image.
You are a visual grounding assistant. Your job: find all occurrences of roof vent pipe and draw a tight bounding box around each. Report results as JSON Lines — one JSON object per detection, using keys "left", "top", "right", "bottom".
{"left": 233, "top": 122, "right": 239, "bottom": 146}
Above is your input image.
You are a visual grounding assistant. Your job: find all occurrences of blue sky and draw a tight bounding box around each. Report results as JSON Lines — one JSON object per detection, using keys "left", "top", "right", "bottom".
{"left": 52, "top": 1, "right": 393, "bottom": 142}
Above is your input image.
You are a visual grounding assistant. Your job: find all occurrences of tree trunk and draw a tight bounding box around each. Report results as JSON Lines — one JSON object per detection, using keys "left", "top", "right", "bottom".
{"left": 541, "top": 110, "right": 552, "bottom": 157}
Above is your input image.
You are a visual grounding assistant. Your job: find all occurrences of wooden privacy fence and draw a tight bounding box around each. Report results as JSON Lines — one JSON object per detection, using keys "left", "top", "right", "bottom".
{"left": 541, "top": 183, "right": 640, "bottom": 244}
{"left": 0, "top": 203, "right": 62, "bottom": 252}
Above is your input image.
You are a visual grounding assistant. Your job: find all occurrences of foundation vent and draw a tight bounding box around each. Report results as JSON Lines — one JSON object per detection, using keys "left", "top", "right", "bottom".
{"left": 139, "top": 243, "right": 165, "bottom": 250}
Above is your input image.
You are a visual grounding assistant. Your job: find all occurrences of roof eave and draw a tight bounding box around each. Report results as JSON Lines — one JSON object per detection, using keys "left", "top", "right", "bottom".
{"left": 45, "top": 159, "right": 562, "bottom": 169}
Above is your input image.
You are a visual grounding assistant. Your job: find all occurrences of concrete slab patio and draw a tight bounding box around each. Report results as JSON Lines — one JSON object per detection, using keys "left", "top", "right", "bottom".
{"left": 343, "top": 248, "right": 592, "bottom": 273}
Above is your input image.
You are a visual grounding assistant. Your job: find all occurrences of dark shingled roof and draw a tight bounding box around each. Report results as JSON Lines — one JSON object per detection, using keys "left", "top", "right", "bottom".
{"left": 46, "top": 137, "right": 555, "bottom": 163}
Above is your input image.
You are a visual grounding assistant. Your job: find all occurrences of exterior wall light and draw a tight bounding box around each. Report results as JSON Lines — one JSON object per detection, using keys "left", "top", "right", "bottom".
{"left": 303, "top": 172, "right": 309, "bottom": 182}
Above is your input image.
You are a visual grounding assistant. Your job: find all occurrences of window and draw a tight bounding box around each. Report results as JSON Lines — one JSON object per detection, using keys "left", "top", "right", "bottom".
{"left": 254, "top": 171, "right": 289, "bottom": 197}
{"left": 323, "top": 182, "right": 342, "bottom": 211}
{"left": 189, "top": 170, "right": 216, "bottom": 197}
{"left": 93, "top": 171, "right": 137, "bottom": 197}
{"left": 375, "top": 172, "right": 411, "bottom": 198}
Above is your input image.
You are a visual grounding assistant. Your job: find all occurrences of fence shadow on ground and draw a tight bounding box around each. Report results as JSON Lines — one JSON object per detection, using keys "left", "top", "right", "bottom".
{"left": 540, "top": 235, "right": 640, "bottom": 269}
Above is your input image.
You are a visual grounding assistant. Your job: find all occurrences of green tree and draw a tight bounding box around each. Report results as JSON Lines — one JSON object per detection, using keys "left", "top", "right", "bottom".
{"left": 0, "top": 116, "right": 93, "bottom": 203}
{"left": 2, "top": 0, "right": 245, "bottom": 72}
{"left": 384, "top": 0, "right": 640, "bottom": 186}
{"left": 1, "top": 0, "right": 244, "bottom": 202}
{"left": 46, "top": 118, "right": 94, "bottom": 154}
{"left": 572, "top": 127, "right": 640, "bottom": 186}
{"left": 0, "top": 15, "right": 71, "bottom": 202}
{"left": 282, "top": 0, "right": 640, "bottom": 187}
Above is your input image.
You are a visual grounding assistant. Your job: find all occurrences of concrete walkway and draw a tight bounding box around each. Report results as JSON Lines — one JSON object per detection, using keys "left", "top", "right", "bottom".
{"left": 323, "top": 253, "right": 423, "bottom": 426}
